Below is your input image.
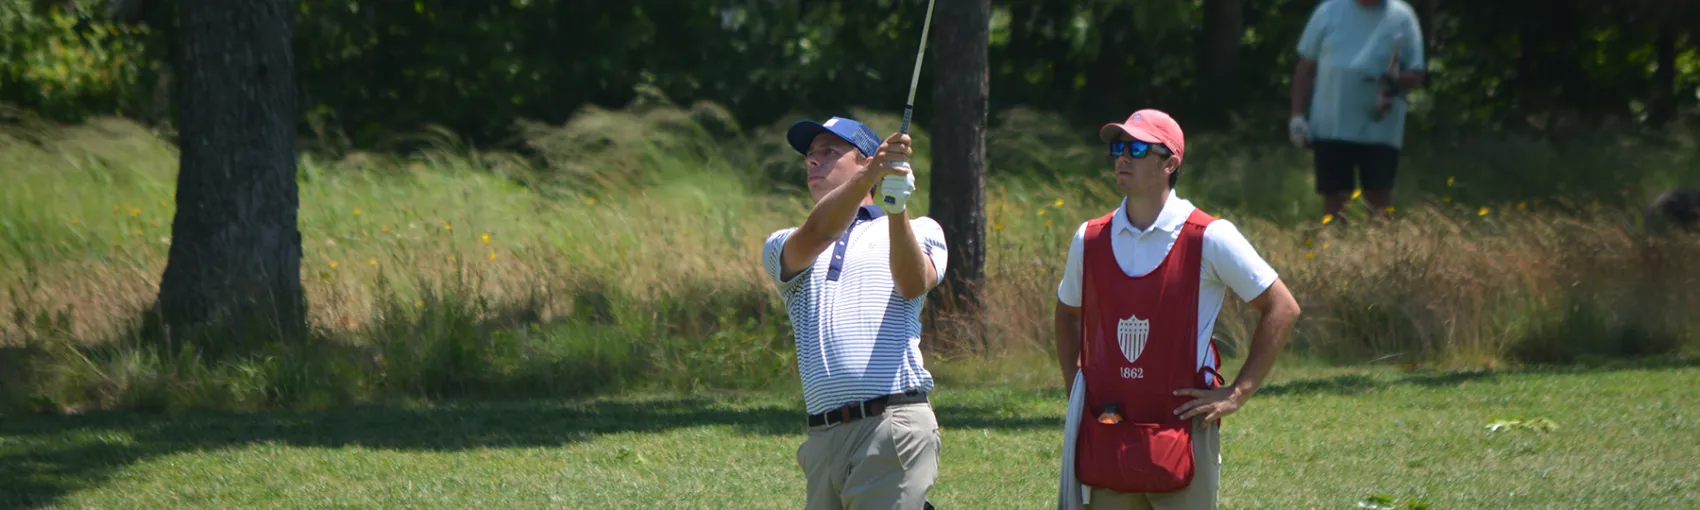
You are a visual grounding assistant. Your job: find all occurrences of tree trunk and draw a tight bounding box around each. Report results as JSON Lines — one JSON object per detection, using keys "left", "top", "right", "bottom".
{"left": 153, "top": 0, "right": 304, "bottom": 355}
{"left": 1197, "top": 0, "right": 1244, "bottom": 121}
{"left": 927, "top": 0, "right": 990, "bottom": 351}
{"left": 1648, "top": 23, "right": 1678, "bottom": 127}
{"left": 1084, "top": 4, "right": 1132, "bottom": 117}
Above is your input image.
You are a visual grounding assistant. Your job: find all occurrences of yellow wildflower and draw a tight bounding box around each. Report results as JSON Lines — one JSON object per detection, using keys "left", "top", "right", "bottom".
{"left": 382, "top": 225, "right": 391, "bottom": 232}
{"left": 1517, "top": 201, "right": 1527, "bottom": 211}
{"left": 1306, "top": 251, "right": 1316, "bottom": 260}
{"left": 368, "top": 258, "right": 378, "bottom": 266}
{"left": 994, "top": 223, "right": 1004, "bottom": 232}
{"left": 1446, "top": 176, "right": 1455, "bottom": 187}
{"left": 1054, "top": 199, "right": 1064, "bottom": 207}
{"left": 415, "top": 300, "right": 424, "bottom": 308}
{"left": 354, "top": 208, "right": 362, "bottom": 216}
{"left": 586, "top": 198, "right": 597, "bottom": 206}
{"left": 488, "top": 252, "right": 498, "bottom": 261}
{"left": 1384, "top": 206, "right": 1397, "bottom": 215}
{"left": 1351, "top": 189, "right": 1362, "bottom": 200}
{"left": 1321, "top": 214, "right": 1334, "bottom": 225}
{"left": 129, "top": 208, "right": 141, "bottom": 217}
{"left": 1477, "top": 207, "right": 1490, "bottom": 217}
{"left": 1442, "top": 196, "right": 1452, "bottom": 203}
{"left": 481, "top": 232, "right": 491, "bottom": 245}
{"left": 330, "top": 261, "right": 339, "bottom": 269}
{"left": 1037, "top": 209, "right": 1046, "bottom": 216}
{"left": 1044, "top": 219, "right": 1053, "bottom": 227}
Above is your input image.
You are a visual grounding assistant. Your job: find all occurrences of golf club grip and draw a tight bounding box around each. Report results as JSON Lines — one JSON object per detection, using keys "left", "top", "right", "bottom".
{"left": 900, "top": 105, "right": 913, "bottom": 134}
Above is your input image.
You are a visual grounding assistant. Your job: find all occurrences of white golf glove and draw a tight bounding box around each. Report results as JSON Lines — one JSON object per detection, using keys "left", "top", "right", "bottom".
{"left": 1288, "top": 115, "right": 1310, "bottom": 148}
{"left": 879, "top": 168, "right": 917, "bottom": 215}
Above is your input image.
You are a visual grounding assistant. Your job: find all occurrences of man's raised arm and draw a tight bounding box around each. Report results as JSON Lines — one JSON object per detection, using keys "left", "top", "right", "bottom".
{"left": 780, "top": 133, "right": 911, "bottom": 280}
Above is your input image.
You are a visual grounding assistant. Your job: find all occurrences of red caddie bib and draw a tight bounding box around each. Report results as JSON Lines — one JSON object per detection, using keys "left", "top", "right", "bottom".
{"left": 1074, "top": 207, "right": 1223, "bottom": 494}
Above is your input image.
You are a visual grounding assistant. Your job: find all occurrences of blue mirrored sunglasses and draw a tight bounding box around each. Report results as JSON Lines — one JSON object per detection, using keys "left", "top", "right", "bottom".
{"left": 1109, "top": 140, "right": 1166, "bottom": 159}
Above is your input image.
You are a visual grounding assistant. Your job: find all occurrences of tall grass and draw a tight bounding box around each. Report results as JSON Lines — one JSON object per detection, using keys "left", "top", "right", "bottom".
{"left": 2, "top": 96, "right": 1697, "bottom": 414}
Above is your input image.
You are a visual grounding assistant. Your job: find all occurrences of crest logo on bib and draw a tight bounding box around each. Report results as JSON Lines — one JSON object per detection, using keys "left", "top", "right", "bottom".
{"left": 1117, "top": 314, "right": 1150, "bottom": 363}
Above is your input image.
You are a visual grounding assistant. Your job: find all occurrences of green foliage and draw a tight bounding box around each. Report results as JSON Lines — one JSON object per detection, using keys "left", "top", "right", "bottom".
{"left": 0, "top": 1, "right": 155, "bottom": 122}
{"left": 8, "top": 0, "right": 1700, "bottom": 148}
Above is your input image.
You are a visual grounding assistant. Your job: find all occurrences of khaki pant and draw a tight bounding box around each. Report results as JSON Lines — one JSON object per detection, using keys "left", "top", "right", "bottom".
{"left": 1086, "top": 419, "right": 1221, "bottom": 510}
{"left": 797, "top": 402, "right": 942, "bottom": 510}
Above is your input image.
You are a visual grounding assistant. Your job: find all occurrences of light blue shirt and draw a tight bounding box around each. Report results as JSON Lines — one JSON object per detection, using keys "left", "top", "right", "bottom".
{"left": 1298, "top": 0, "right": 1425, "bottom": 149}
{"left": 762, "top": 205, "right": 949, "bottom": 416}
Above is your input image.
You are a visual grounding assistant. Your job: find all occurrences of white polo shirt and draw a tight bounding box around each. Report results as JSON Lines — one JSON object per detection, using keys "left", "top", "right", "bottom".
{"left": 763, "top": 205, "right": 950, "bottom": 416}
{"left": 1056, "top": 191, "right": 1279, "bottom": 378}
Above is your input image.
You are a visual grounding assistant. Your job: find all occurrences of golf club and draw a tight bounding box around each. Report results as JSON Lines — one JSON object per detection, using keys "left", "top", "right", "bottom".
{"left": 883, "top": 0, "right": 936, "bottom": 212}
{"left": 900, "top": 0, "right": 936, "bottom": 136}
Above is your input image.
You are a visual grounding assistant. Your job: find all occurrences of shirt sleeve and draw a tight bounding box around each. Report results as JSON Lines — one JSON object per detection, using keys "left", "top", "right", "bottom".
{"left": 912, "top": 218, "right": 950, "bottom": 286}
{"left": 1056, "top": 222, "right": 1089, "bottom": 308}
{"left": 1400, "top": 12, "right": 1425, "bottom": 72}
{"left": 762, "top": 227, "right": 808, "bottom": 293}
{"left": 1202, "top": 220, "right": 1279, "bottom": 303}
{"left": 1296, "top": 1, "right": 1331, "bottom": 60}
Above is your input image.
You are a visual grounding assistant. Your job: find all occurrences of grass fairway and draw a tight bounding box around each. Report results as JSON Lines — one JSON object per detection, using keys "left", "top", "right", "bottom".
{"left": 4, "top": 359, "right": 1697, "bottom": 509}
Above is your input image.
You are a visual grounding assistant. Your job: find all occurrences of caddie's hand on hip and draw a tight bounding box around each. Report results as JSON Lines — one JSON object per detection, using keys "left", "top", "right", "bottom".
{"left": 1173, "top": 386, "right": 1245, "bottom": 423}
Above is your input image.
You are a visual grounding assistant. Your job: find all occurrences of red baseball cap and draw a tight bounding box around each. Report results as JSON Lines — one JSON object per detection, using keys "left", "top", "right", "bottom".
{"left": 1099, "top": 109, "right": 1185, "bottom": 163}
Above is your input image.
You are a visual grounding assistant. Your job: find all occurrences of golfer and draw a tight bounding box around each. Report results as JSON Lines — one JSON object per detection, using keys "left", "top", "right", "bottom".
{"left": 1054, "top": 109, "right": 1301, "bottom": 509}
{"left": 1288, "top": 0, "right": 1425, "bottom": 224}
{"left": 761, "top": 115, "right": 948, "bottom": 510}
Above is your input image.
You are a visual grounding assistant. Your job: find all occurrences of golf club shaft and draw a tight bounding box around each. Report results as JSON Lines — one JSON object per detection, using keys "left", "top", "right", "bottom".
{"left": 900, "top": 0, "right": 937, "bottom": 135}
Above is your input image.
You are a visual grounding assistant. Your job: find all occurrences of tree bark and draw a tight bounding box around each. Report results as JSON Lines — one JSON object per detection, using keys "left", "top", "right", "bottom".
{"left": 1084, "top": 3, "right": 1132, "bottom": 117}
{"left": 153, "top": 0, "right": 304, "bottom": 354}
{"left": 1648, "top": 23, "right": 1678, "bottom": 127}
{"left": 927, "top": 0, "right": 990, "bottom": 349}
{"left": 1197, "top": 0, "right": 1244, "bottom": 120}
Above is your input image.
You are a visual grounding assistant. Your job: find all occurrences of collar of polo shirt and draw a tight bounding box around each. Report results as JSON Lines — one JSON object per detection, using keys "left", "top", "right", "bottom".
{"left": 1111, "top": 189, "right": 1190, "bottom": 236}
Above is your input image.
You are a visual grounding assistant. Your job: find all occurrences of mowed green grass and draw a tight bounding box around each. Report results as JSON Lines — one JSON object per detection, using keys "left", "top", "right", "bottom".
{"left": 4, "top": 358, "right": 1696, "bottom": 509}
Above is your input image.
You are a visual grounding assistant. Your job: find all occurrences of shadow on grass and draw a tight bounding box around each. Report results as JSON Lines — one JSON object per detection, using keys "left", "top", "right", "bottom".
{"left": 0, "top": 393, "right": 1052, "bottom": 508}
{"left": 1256, "top": 356, "right": 1700, "bottom": 398}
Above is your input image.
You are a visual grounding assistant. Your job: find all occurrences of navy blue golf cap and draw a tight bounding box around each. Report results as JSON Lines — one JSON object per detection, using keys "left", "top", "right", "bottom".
{"left": 786, "top": 116, "right": 882, "bottom": 158}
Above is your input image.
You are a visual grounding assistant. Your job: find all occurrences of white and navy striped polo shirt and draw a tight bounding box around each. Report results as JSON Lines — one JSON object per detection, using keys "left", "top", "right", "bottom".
{"left": 762, "top": 205, "right": 950, "bottom": 416}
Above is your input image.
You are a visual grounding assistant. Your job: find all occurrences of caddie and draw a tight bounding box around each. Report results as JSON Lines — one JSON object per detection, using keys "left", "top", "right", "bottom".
{"left": 761, "top": 115, "right": 949, "bottom": 510}
{"left": 1054, "top": 109, "right": 1302, "bottom": 510}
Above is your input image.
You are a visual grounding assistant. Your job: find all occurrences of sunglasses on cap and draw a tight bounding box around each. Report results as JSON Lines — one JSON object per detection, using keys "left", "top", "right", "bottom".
{"left": 1109, "top": 140, "right": 1170, "bottom": 159}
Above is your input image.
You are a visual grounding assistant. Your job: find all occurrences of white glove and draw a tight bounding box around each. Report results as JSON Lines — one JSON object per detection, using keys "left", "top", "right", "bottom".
{"left": 878, "top": 167, "right": 917, "bottom": 215}
{"left": 1288, "top": 115, "right": 1310, "bottom": 148}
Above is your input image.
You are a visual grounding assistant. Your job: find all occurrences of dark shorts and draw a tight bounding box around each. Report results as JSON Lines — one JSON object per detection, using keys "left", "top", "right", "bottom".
{"left": 1312, "top": 140, "right": 1400, "bottom": 195}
